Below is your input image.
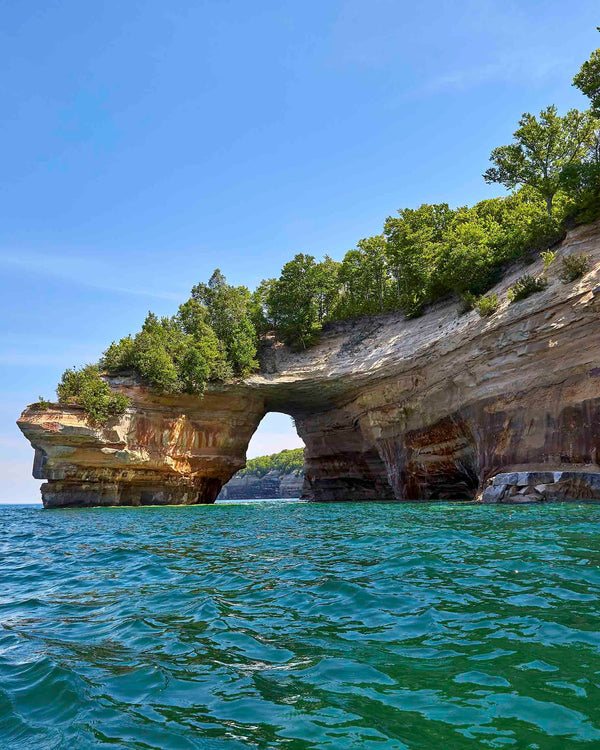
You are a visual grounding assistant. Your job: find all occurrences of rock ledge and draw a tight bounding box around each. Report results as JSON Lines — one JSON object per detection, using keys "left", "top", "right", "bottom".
{"left": 482, "top": 471, "right": 600, "bottom": 504}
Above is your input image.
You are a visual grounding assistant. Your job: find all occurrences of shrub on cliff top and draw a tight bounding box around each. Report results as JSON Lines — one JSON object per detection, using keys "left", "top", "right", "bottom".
{"left": 540, "top": 249, "right": 557, "bottom": 269}
{"left": 458, "top": 291, "right": 477, "bottom": 314}
{"left": 191, "top": 270, "right": 258, "bottom": 377}
{"left": 99, "top": 272, "right": 257, "bottom": 396}
{"left": 101, "top": 305, "right": 232, "bottom": 395}
{"left": 57, "top": 365, "right": 130, "bottom": 425}
{"left": 265, "top": 254, "right": 330, "bottom": 350}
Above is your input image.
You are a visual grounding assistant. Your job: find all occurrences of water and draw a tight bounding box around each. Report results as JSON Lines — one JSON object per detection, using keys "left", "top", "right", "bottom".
{"left": 1, "top": 501, "right": 599, "bottom": 749}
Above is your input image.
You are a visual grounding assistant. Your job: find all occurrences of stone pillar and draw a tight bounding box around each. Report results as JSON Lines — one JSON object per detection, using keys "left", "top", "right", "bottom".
{"left": 17, "top": 383, "right": 265, "bottom": 509}
{"left": 294, "top": 407, "right": 396, "bottom": 502}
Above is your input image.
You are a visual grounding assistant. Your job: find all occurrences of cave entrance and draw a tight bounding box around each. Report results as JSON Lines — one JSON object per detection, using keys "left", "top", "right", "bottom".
{"left": 217, "top": 411, "right": 306, "bottom": 501}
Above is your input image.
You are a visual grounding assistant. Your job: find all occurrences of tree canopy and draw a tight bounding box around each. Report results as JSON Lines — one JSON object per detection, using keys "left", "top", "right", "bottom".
{"left": 238, "top": 448, "right": 304, "bottom": 478}
{"left": 57, "top": 365, "right": 130, "bottom": 425}
{"left": 191, "top": 270, "right": 257, "bottom": 377}
{"left": 265, "top": 254, "right": 328, "bottom": 349}
{"left": 59, "top": 270, "right": 258, "bottom": 421}
{"left": 483, "top": 106, "right": 597, "bottom": 215}
{"left": 101, "top": 304, "right": 231, "bottom": 395}
{"left": 574, "top": 29, "right": 600, "bottom": 116}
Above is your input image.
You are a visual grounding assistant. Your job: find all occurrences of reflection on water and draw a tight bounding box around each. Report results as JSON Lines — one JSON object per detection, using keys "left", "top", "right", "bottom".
{"left": 1, "top": 501, "right": 599, "bottom": 748}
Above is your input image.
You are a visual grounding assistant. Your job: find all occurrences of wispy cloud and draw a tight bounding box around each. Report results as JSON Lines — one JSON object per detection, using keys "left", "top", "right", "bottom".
{"left": 0, "top": 332, "right": 102, "bottom": 368}
{"left": 426, "top": 49, "right": 576, "bottom": 93}
{"left": 0, "top": 351, "right": 100, "bottom": 367}
{"left": 0, "top": 251, "right": 184, "bottom": 301}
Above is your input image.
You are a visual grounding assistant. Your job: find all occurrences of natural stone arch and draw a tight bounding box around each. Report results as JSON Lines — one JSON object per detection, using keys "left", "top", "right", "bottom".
{"left": 218, "top": 410, "right": 306, "bottom": 500}
{"left": 292, "top": 405, "right": 396, "bottom": 502}
{"left": 16, "top": 223, "right": 600, "bottom": 508}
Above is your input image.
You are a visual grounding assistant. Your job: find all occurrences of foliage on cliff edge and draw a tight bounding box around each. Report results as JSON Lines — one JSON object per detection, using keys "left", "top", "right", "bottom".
{"left": 57, "top": 365, "right": 130, "bottom": 425}
{"left": 100, "top": 270, "right": 258, "bottom": 396}
{"left": 238, "top": 448, "right": 305, "bottom": 478}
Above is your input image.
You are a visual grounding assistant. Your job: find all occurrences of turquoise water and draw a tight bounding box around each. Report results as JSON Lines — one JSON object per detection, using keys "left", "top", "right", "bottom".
{"left": 1, "top": 502, "right": 599, "bottom": 749}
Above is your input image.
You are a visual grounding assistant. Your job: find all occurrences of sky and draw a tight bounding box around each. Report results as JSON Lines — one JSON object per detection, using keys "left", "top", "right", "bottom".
{"left": 1, "top": 0, "right": 598, "bottom": 502}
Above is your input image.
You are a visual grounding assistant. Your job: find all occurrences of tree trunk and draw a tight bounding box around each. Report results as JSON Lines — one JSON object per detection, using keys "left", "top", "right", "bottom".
{"left": 545, "top": 194, "right": 553, "bottom": 217}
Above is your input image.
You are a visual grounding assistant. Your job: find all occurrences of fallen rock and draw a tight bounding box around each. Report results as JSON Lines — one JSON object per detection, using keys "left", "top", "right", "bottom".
{"left": 482, "top": 470, "right": 600, "bottom": 504}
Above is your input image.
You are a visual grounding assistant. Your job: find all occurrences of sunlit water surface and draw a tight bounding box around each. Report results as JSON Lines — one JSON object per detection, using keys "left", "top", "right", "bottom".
{"left": 1, "top": 501, "right": 599, "bottom": 749}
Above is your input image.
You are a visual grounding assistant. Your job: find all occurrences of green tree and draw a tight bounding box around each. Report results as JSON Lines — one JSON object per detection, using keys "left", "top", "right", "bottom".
{"left": 191, "top": 270, "right": 258, "bottom": 377}
{"left": 484, "top": 105, "right": 597, "bottom": 215}
{"left": 559, "top": 142, "right": 600, "bottom": 222}
{"left": 335, "top": 249, "right": 367, "bottom": 318}
{"left": 573, "top": 32, "right": 600, "bottom": 115}
{"left": 356, "top": 236, "right": 390, "bottom": 314}
{"left": 249, "top": 278, "right": 277, "bottom": 335}
{"left": 176, "top": 299, "right": 231, "bottom": 388}
{"left": 100, "top": 305, "right": 230, "bottom": 396}
{"left": 313, "top": 255, "right": 341, "bottom": 322}
{"left": 102, "top": 335, "right": 136, "bottom": 372}
{"left": 176, "top": 298, "right": 231, "bottom": 381}
{"left": 57, "top": 364, "right": 130, "bottom": 425}
{"left": 333, "top": 237, "right": 392, "bottom": 318}
{"left": 433, "top": 207, "right": 498, "bottom": 296}
{"left": 267, "top": 254, "right": 321, "bottom": 348}
{"left": 384, "top": 204, "right": 454, "bottom": 315}
{"left": 128, "top": 313, "right": 186, "bottom": 392}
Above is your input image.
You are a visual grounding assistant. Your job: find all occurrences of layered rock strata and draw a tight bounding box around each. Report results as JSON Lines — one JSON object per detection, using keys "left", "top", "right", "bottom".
{"left": 18, "top": 221, "right": 600, "bottom": 507}
{"left": 217, "top": 470, "right": 304, "bottom": 500}
{"left": 18, "top": 386, "right": 265, "bottom": 508}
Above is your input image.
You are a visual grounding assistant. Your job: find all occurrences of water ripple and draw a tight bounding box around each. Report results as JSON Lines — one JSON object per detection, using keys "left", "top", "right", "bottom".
{"left": 0, "top": 502, "right": 599, "bottom": 748}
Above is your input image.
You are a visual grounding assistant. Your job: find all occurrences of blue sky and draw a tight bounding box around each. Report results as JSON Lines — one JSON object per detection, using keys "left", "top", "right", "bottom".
{"left": 1, "top": 0, "right": 598, "bottom": 502}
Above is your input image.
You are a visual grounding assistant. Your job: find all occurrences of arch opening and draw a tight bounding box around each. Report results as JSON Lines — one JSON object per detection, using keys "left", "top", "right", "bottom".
{"left": 217, "top": 411, "right": 306, "bottom": 501}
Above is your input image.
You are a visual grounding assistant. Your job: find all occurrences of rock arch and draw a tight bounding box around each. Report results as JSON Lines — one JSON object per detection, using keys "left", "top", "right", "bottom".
{"left": 17, "top": 222, "right": 600, "bottom": 507}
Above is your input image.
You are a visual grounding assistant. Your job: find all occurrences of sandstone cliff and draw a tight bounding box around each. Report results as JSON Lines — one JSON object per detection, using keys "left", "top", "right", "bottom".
{"left": 217, "top": 469, "right": 304, "bottom": 500}
{"left": 18, "top": 387, "right": 265, "bottom": 507}
{"left": 18, "top": 221, "right": 600, "bottom": 507}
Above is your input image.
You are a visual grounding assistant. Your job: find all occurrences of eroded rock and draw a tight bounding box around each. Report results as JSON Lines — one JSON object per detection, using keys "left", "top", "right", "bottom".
{"left": 17, "top": 221, "right": 600, "bottom": 507}
{"left": 217, "top": 469, "right": 304, "bottom": 500}
{"left": 482, "top": 471, "right": 600, "bottom": 504}
{"left": 18, "top": 386, "right": 266, "bottom": 508}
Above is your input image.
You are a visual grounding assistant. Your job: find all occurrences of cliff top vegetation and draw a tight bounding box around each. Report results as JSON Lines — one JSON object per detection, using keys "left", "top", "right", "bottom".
{"left": 50, "top": 34, "right": 600, "bottom": 423}
{"left": 238, "top": 448, "right": 305, "bottom": 478}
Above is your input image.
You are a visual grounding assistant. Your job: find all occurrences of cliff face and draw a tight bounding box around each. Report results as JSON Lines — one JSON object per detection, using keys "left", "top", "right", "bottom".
{"left": 217, "top": 470, "right": 304, "bottom": 500}
{"left": 18, "top": 221, "right": 600, "bottom": 507}
{"left": 18, "top": 386, "right": 265, "bottom": 507}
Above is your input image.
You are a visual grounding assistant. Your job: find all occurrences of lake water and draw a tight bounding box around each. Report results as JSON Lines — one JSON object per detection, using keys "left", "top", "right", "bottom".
{"left": 1, "top": 501, "right": 599, "bottom": 748}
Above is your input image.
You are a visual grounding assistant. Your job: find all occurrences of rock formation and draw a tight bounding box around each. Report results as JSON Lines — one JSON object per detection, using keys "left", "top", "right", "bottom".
{"left": 18, "top": 386, "right": 265, "bottom": 508}
{"left": 18, "top": 221, "right": 600, "bottom": 507}
{"left": 217, "top": 469, "right": 303, "bottom": 500}
{"left": 482, "top": 471, "right": 600, "bottom": 504}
